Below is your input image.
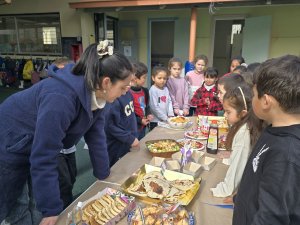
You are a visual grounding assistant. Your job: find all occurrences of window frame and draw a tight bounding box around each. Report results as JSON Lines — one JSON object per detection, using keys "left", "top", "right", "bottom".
{"left": 0, "top": 13, "right": 62, "bottom": 56}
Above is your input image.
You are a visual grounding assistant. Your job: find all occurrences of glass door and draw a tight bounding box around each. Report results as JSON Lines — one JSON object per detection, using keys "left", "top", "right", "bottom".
{"left": 94, "top": 13, "right": 118, "bottom": 49}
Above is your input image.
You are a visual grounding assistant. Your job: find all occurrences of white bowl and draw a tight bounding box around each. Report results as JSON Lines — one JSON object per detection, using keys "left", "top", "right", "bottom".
{"left": 168, "top": 116, "right": 190, "bottom": 129}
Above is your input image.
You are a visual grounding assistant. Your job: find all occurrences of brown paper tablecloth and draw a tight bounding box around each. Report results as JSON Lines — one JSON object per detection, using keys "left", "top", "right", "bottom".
{"left": 56, "top": 117, "right": 233, "bottom": 225}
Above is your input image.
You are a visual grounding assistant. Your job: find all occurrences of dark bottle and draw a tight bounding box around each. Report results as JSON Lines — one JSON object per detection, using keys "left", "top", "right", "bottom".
{"left": 206, "top": 120, "right": 218, "bottom": 154}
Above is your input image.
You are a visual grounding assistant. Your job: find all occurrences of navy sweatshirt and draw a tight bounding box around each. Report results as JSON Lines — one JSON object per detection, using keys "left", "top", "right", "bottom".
{"left": 233, "top": 124, "right": 300, "bottom": 225}
{"left": 0, "top": 63, "right": 110, "bottom": 217}
{"left": 105, "top": 91, "right": 138, "bottom": 166}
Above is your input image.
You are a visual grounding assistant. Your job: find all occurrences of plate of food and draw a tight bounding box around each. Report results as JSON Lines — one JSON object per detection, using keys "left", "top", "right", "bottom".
{"left": 177, "top": 139, "right": 205, "bottom": 151}
{"left": 66, "top": 188, "right": 135, "bottom": 225}
{"left": 128, "top": 203, "right": 195, "bottom": 225}
{"left": 121, "top": 164, "right": 200, "bottom": 206}
{"left": 167, "top": 116, "right": 191, "bottom": 129}
{"left": 145, "top": 139, "right": 181, "bottom": 158}
{"left": 184, "top": 130, "right": 208, "bottom": 140}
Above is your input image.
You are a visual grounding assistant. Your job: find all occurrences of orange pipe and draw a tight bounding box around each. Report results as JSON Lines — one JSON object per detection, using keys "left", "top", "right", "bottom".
{"left": 189, "top": 7, "right": 197, "bottom": 62}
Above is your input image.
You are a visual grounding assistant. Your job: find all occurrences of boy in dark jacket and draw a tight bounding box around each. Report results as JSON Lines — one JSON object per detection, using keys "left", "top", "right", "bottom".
{"left": 130, "top": 62, "right": 153, "bottom": 140}
{"left": 105, "top": 91, "right": 139, "bottom": 167}
{"left": 233, "top": 55, "right": 300, "bottom": 225}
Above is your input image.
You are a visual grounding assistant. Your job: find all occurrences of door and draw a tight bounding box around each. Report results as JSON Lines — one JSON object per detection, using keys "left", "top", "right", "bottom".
{"left": 149, "top": 20, "right": 175, "bottom": 69}
{"left": 94, "top": 13, "right": 118, "bottom": 48}
{"left": 118, "top": 21, "right": 138, "bottom": 62}
{"left": 242, "top": 16, "right": 272, "bottom": 63}
{"left": 211, "top": 18, "right": 245, "bottom": 75}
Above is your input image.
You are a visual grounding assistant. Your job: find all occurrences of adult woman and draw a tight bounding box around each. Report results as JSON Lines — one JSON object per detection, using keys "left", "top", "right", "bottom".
{"left": 0, "top": 40, "right": 134, "bottom": 225}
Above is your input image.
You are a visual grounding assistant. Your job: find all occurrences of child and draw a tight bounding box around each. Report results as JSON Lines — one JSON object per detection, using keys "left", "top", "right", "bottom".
{"left": 223, "top": 56, "right": 245, "bottom": 76}
{"left": 211, "top": 85, "right": 263, "bottom": 198}
{"left": 229, "top": 56, "right": 245, "bottom": 73}
{"left": 149, "top": 66, "right": 174, "bottom": 130}
{"left": 166, "top": 57, "right": 189, "bottom": 116}
{"left": 52, "top": 57, "right": 77, "bottom": 209}
{"left": 217, "top": 73, "right": 245, "bottom": 104}
{"left": 105, "top": 90, "right": 139, "bottom": 167}
{"left": 190, "top": 67, "right": 222, "bottom": 116}
{"left": 130, "top": 62, "right": 153, "bottom": 140}
{"left": 233, "top": 55, "right": 300, "bottom": 225}
{"left": 185, "top": 54, "right": 208, "bottom": 116}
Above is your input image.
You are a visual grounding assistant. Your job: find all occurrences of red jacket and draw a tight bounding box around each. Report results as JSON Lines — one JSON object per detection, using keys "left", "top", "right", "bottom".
{"left": 190, "top": 84, "right": 223, "bottom": 116}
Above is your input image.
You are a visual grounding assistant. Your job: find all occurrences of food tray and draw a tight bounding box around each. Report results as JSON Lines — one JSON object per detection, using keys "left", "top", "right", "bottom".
{"left": 145, "top": 139, "right": 181, "bottom": 158}
{"left": 66, "top": 188, "right": 135, "bottom": 225}
{"left": 121, "top": 164, "right": 200, "bottom": 206}
{"left": 127, "top": 203, "right": 196, "bottom": 225}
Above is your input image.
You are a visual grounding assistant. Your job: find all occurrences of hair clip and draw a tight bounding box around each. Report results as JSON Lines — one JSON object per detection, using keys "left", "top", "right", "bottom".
{"left": 238, "top": 86, "right": 247, "bottom": 111}
{"left": 97, "top": 40, "right": 113, "bottom": 58}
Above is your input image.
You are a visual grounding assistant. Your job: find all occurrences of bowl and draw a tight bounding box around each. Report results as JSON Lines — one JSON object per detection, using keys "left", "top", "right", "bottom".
{"left": 145, "top": 139, "right": 181, "bottom": 158}
{"left": 167, "top": 116, "right": 190, "bottom": 129}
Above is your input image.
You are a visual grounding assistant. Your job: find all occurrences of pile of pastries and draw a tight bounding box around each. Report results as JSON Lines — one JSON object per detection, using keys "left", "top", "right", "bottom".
{"left": 82, "top": 194, "right": 128, "bottom": 225}
{"left": 130, "top": 204, "right": 190, "bottom": 225}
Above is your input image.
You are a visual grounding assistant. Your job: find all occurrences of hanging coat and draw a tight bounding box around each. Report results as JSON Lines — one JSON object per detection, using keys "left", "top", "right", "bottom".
{"left": 23, "top": 60, "right": 33, "bottom": 80}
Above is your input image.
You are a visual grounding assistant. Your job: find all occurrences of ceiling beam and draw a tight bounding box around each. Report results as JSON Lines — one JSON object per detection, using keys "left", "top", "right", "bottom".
{"left": 69, "top": 0, "right": 248, "bottom": 9}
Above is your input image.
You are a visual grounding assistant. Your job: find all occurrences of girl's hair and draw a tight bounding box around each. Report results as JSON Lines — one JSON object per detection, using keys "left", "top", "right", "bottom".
{"left": 133, "top": 62, "right": 148, "bottom": 79}
{"left": 194, "top": 54, "right": 208, "bottom": 65}
{"left": 233, "top": 65, "right": 247, "bottom": 74}
{"left": 224, "top": 85, "right": 264, "bottom": 150}
{"left": 246, "top": 62, "right": 261, "bottom": 74}
{"left": 231, "top": 56, "right": 245, "bottom": 65}
{"left": 168, "top": 57, "right": 183, "bottom": 70}
{"left": 151, "top": 66, "right": 168, "bottom": 78}
{"left": 204, "top": 67, "right": 218, "bottom": 78}
{"left": 218, "top": 74, "right": 245, "bottom": 92}
{"left": 241, "top": 71, "right": 254, "bottom": 88}
{"left": 72, "top": 43, "right": 133, "bottom": 91}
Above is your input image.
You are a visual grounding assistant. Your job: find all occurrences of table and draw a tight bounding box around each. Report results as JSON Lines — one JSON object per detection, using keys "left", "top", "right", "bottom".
{"left": 56, "top": 117, "right": 233, "bottom": 225}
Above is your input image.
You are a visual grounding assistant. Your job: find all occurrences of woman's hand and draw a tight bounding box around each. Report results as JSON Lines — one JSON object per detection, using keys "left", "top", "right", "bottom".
{"left": 131, "top": 138, "right": 140, "bottom": 147}
{"left": 39, "top": 216, "right": 58, "bottom": 225}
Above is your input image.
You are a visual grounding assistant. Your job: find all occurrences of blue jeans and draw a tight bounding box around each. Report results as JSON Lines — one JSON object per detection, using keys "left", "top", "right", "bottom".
{"left": 5, "top": 180, "right": 42, "bottom": 225}
{"left": 0, "top": 161, "right": 42, "bottom": 225}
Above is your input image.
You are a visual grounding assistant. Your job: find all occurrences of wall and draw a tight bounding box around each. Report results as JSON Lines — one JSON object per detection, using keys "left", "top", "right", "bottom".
{"left": 1, "top": 1, "right": 300, "bottom": 60}
{"left": 118, "top": 4, "right": 300, "bottom": 65}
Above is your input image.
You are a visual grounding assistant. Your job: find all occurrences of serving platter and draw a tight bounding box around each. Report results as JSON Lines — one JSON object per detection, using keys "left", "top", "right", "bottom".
{"left": 121, "top": 164, "right": 200, "bottom": 206}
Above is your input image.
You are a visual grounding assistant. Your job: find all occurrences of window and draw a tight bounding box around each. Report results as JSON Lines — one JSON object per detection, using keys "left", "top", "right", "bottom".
{"left": 0, "top": 13, "right": 61, "bottom": 55}
{"left": 43, "top": 27, "right": 57, "bottom": 45}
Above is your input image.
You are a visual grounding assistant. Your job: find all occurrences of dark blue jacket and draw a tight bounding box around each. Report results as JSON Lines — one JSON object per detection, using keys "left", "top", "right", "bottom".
{"left": 105, "top": 91, "right": 138, "bottom": 166}
{"left": 0, "top": 63, "right": 110, "bottom": 216}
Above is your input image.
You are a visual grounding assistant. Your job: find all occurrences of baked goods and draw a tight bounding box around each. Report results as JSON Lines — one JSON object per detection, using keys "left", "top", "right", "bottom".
{"left": 81, "top": 194, "right": 128, "bottom": 225}
{"left": 126, "top": 171, "right": 196, "bottom": 204}
{"left": 130, "top": 204, "right": 192, "bottom": 225}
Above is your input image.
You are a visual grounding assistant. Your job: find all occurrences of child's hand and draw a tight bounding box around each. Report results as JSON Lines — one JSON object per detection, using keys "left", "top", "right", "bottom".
{"left": 183, "top": 109, "right": 189, "bottom": 116}
{"left": 147, "top": 114, "right": 154, "bottom": 121}
{"left": 205, "top": 97, "right": 210, "bottom": 106}
{"left": 141, "top": 118, "right": 149, "bottom": 126}
{"left": 174, "top": 109, "right": 180, "bottom": 115}
{"left": 131, "top": 138, "right": 140, "bottom": 147}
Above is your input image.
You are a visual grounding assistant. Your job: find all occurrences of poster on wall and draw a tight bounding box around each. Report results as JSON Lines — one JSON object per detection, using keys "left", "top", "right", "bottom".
{"left": 124, "top": 46, "right": 132, "bottom": 57}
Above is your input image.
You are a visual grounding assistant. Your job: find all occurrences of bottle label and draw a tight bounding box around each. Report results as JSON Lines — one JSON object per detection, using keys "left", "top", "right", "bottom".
{"left": 207, "top": 127, "right": 218, "bottom": 150}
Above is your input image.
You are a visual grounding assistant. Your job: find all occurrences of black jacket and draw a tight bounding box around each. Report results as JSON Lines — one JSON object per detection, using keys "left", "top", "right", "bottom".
{"left": 233, "top": 124, "right": 300, "bottom": 225}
